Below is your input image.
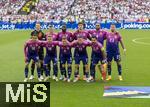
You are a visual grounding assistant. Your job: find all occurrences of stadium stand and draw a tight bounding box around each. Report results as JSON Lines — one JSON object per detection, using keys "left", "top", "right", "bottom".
{"left": 0, "top": 0, "right": 149, "bottom": 22}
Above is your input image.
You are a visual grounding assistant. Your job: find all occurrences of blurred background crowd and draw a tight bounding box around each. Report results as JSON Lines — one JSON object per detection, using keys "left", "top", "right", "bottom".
{"left": 0, "top": 0, "right": 149, "bottom": 23}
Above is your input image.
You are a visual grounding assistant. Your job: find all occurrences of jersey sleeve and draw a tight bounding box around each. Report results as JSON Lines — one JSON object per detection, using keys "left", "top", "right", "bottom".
{"left": 69, "top": 32, "right": 74, "bottom": 42}
{"left": 39, "top": 41, "right": 46, "bottom": 47}
{"left": 103, "top": 31, "right": 108, "bottom": 40}
{"left": 86, "top": 31, "right": 91, "bottom": 40}
{"left": 70, "top": 40, "right": 77, "bottom": 47}
{"left": 85, "top": 40, "right": 91, "bottom": 46}
{"left": 73, "top": 32, "right": 77, "bottom": 40}
{"left": 54, "top": 41, "right": 59, "bottom": 46}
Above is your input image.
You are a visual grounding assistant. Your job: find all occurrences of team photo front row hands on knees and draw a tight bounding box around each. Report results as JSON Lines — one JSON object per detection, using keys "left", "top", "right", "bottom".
{"left": 23, "top": 22, "right": 126, "bottom": 82}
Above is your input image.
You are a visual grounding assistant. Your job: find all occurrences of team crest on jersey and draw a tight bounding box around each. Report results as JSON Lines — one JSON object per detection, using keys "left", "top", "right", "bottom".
{"left": 48, "top": 47, "right": 52, "bottom": 50}
{"left": 99, "top": 32, "right": 102, "bottom": 36}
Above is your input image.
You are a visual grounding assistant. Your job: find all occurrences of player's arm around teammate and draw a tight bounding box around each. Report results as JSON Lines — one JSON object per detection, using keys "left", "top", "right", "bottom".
{"left": 24, "top": 35, "right": 42, "bottom": 82}
{"left": 57, "top": 36, "right": 73, "bottom": 82}
{"left": 71, "top": 37, "right": 90, "bottom": 83}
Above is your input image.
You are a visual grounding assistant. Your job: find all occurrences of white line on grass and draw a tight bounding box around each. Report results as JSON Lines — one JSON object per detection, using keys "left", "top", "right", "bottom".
{"left": 132, "top": 37, "right": 150, "bottom": 45}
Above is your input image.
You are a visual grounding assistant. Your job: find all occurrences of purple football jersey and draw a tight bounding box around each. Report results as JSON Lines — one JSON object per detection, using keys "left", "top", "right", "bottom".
{"left": 24, "top": 39, "right": 41, "bottom": 57}
{"left": 88, "top": 29, "right": 107, "bottom": 45}
{"left": 45, "top": 32, "right": 58, "bottom": 41}
{"left": 91, "top": 41, "right": 103, "bottom": 54}
{"left": 41, "top": 41, "right": 58, "bottom": 55}
{"left": 58, "top": 41, "right": 72, "bottom": 55}
{"left": 71, "top": 40, "right": 90, "bottom": 56}
{"left": 57, "top": 31, "right": 74, "bottom": 42}
{"left": 73, "top": 30, "right": 90, "bottom": 40}
{"left": 106, "top": 32, "right": 122, "bottom": 53}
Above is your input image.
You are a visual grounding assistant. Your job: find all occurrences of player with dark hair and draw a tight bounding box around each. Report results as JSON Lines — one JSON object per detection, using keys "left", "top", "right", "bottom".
{"left": 106, "top": 24, "right": 126, "bottom": 81}
{"left": 89, "top": 36, "right": 107, "bottom": 82}
{"left": 24, "top": 34, "right": 42, "bottom": 82}
{"left": 57, "top": 24, "right": 74, "bottom": 80}
{"left": 73, "top": 22, "right": 91, "bottom": 80}
{"left": 88, "top": 23, "right": 107, "bottom": 45}
{"left": 30, "top": 23, "right": 46, "bottom": 80}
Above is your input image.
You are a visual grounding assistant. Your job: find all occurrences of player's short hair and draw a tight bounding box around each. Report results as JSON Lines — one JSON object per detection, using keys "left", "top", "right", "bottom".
{"left": 78, "top": 22, "right": 83, "bottom": 25}
{"left": 78, "top": 34, "right": 82, "bottom": 38}
{"left": 48, "top": 25, "right": 53, "bottom": 28}
{"left": 111, "top": 23, "right": 116, "bottom": 26}
{"left": 62, "top": 35, "right": 67, "bottom": 39}
{"left": 47, "top": 35, "right": 52, "bottom": 37}
{"left": 96, "top": 23, "right": 100, "bottom": 26}
{"left": 31, "top": 31, "right": 38, "bottom": 36}
{"left": 36, "top": 22, "right": 41, "bottom": 25}
{"left": 61, "top": 24, "right": 67, "bottom": 29}
{"left": 91, "top": 35, "right": 97, "bottom": 39}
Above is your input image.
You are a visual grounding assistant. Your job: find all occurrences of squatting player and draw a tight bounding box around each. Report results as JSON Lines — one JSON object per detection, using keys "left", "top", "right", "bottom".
{"left": 41, "top": 35, "right": 58, "bottom": 82}
{"left": 30, "top": 23, "right": 46, "bottom": 80}
{"left": 24, "top": 34, "right": 41, "bottom": 82}
{"left": 45, "top": 26, "right": 58, "bottom": 76}
{"left": 106, "top": 24, "right": 126, "bottom": 81}
{"left": 89, "top": 36, "right": 107, "bottom": 82}
{"left": 57, "top": 24, "right": 74, "bottom": 80}
{"left": 71, "top": 36, "right": 90, "bottom": 82}
{"left": 73, "top": 22, "right": 91, "bottom": 80}
{"left": 58, "top": 36, "right": 72, "bottom": 82}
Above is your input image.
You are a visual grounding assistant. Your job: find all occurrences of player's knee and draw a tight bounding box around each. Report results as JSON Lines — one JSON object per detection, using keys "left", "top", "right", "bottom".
{"left": 25, "top": 64, "right": 29, "bottom": 68}
{"left": 68, "top": 64, "right": 71, "bottom": 67}
{"left": 117, "top": 61, "right": 121, "bottom": 66}
{"left": 85, "top": 65, "right": 89, "bottom": 71}
{"left": 32, "top": 61, "right": 35, "bottom": 64}
{"left": 108, "top": 62, "right": 111, "bottom": 66}
{"left": 62, "top": 64, "right": 65, "bottom": 68}
{"left": 35, "top": 63, "right": 40, "bottom": 68}
{"left": 75, "top": 65, "right": 79, "bottom": 69}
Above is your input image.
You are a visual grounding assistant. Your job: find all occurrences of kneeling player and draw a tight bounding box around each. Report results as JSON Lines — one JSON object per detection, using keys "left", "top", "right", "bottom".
{"left": 106, "top": 24, "right": 126, "bottom": 81}
{"left": 71, "top": 36, "right": 90, "bottom": 82}
{"left": 58, "top": 36, "right": 72, "bottom": 82}
{"left": 42, "top": 35, "right": 58, "bottom": 81}
{"left": 89, "top": 36, "right": 107, "bottom": 82}
{"left": 24, "top": 34, "right": 41, "bottom": 82}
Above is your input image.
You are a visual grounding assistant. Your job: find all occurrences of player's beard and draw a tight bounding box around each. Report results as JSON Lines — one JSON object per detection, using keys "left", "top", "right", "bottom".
{"left": 111, "top": 30, "right": 115, "bottom": 32}
{"left": 96, "top": 28, "right": 100, "bottom": 31}
{"left": 62, "top": 29, "right": 66, "bottom": 32}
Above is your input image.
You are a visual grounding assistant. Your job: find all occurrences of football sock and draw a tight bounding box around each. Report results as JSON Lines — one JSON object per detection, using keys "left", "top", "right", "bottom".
{"left": 107, "top": 64, "right": 112, "bottom": 75}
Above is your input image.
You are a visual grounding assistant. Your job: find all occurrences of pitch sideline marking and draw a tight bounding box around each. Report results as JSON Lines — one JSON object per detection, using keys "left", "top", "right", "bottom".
{"left": 132, "top": 37, "right": 150, "bottom": 45}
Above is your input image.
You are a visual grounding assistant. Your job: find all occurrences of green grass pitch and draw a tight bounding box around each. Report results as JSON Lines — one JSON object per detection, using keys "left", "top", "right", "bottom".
{"left": 0, "top": 29, "right": 150, "bottom": 107}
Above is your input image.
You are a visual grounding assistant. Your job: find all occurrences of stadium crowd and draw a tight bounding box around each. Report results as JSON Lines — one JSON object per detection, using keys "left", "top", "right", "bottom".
{"left": 0, "top": 0, "right": 149, "bottom": 22}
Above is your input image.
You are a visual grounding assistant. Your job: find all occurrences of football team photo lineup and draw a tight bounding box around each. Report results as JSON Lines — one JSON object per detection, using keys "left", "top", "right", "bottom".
{"left": 24, "top": 22, "right": 126, "bottom": 83}
{"left": 0, "top": 0, "right": 150, "bottom": 107}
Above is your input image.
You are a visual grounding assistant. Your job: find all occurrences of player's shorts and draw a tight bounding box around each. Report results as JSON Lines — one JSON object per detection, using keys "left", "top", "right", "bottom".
{"left": 60, "top": 55, "right": 72, "bottom": 64}
{"left": 44, "top": 55, "right": 57, "bottom": 65}
{"left": 74, "top": 55, "right": 88, "bottom": 65}
{"left": 107, "top": 52, "right": 121, "bottom": 62}
{"left": 91, "top": 54, "right": 103, "bottom": 65}
{"left": 26, "top": 55, "right": 39, "bottom": 63}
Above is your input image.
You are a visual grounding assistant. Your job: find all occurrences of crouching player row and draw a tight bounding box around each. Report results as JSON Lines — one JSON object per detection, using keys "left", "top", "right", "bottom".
{"left": 23, "top": 33, "right": 107, "bottom": 82}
